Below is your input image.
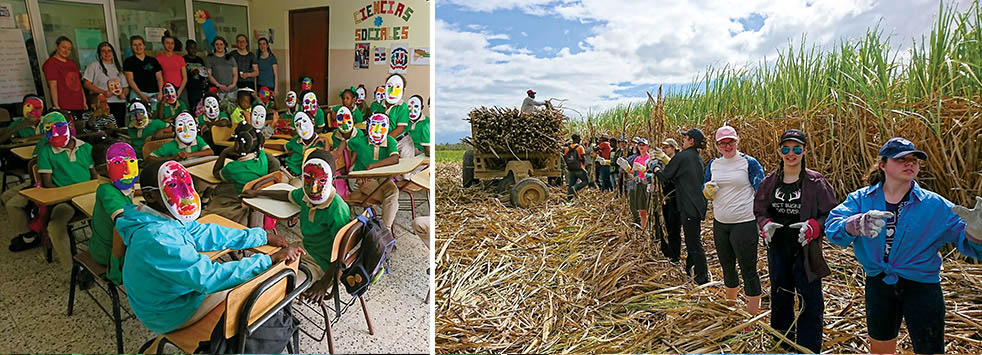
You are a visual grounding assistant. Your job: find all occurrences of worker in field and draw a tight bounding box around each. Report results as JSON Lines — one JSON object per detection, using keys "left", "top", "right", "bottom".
{"left": 562, "top": 134, "right": 588, "bottom": 201}
{"left": 658, "top": 138, "right": 683, "bottom": 262}
{"left": 611, "top": 137, "right": 629, "bottom": 197}
{"left": 521, "top": 89, "right": 550, "bottom": 113}
{"left": 825, "top": 137, "right": 982, "bottom": 354}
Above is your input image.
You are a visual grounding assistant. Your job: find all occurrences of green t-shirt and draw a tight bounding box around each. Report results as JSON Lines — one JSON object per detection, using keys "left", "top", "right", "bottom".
{"left": 350, "top": 135, "right": 398, "bottom": 171}
{"left": 160, "top": 100, "right": 188, "bottom": 120}
{"left": 197, "top": 112, "right": 230, "bottom": 127}
{"left": 331, "top": 105, "right": 365, "bottom": 124}
{"left": 284, "top": 136, "right": 325, "bottom": 176}
{"left": 386, "top": 102, "right": 410, "bottom": 129}
{"left": 37, "top": 139, "right": 94, "bottom": 187}
{"left": 220, "top": 152, "right": 269, "bottom": 193}
{"left": 368, "top": 102, "right": 386, "bottom": 116}
{"left": 32, "top": 138, "right": 47, "bottom": 156}
{"left": 330, "top": 129, "right": 364, "bottom": 150}
{"left": 10, "top": 117, "right": 37, "bottom": 138}
{"left": 128, "top": 119, "right": 168, "bottom": 159}
{"left": 150, "top": 136, "right": 210, "bottom": 158}
{"left": 408, "top": 116, "right": 430, "bottom": 152}
{"left": 89, "top": 183, "right": 132, "bottom": 271}
{"left": 312, "top": 109, "right": 326, "bottom": 128}
{"left": 288, "top": 188, "right": 350, "bottom": 273}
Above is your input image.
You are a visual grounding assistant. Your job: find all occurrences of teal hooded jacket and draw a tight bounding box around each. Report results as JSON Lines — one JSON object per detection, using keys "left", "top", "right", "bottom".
{"left": 117, "top": 204, "right": 272, "bottom": 333}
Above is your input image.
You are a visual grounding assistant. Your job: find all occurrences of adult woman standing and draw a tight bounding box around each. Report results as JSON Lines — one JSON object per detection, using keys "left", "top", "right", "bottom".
{"left": 703, "top": 125, "right": 765, "bottom": 316}
{"left": 156, "top": 36, "right": 187, "bottom": 104}
{"left": 204, "top": 36, "right": 237, "bottom": 102}
{"left": 83, "top": 42, "right": 129, "bottom": 127}
{"left": 42, "top": 36, "right": 86, "bottom": 116}
{"left": 123, "top": 35, "right": 163, "bottom": 106}
{"left": 659, "top": 138, "right": 682, "bottom": 262}
{"left": 230, "top": 34, "right": 258, "bottom": 90}
{"left": 183, "top": 39, "right": 207, "bottom": 112}
{"left": 754, "top": 129, "right": 836, "bottom": 353}
{"left": 255, "top": 37, "right": 278, "bottom": 97}
{"left": 826, "top": 137, "right": 982, "bottom": 354}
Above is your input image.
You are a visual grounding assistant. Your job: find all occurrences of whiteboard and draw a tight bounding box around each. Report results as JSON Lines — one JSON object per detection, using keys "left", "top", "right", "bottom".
{"left": 0, "top": 29, "right": 34, "bottom": 104}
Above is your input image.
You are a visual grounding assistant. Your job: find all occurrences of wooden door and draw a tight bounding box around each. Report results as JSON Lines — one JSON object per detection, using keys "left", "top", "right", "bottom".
{"left": 289, "top": 7, "right": 329, "bottom": 100}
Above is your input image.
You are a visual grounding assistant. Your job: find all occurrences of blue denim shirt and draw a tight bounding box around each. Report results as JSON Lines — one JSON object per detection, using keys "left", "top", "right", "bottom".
{"left": 825, "top": 181, "right": 982, "bottom": 284}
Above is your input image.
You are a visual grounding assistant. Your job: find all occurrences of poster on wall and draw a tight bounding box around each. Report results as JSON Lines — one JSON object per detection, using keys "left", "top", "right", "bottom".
{"left": 0, "top": 29, "right": 36, "bottom": 103}
{"left": 145, "top": 27, "right": 166, "bottom": 44}
{"left": 389, "top": 43, "right": 408, "bottom": 74}
{"left": 373, "top": 45, "right": 387, "bottom": 65}
{"left": 410, "top": 47, "right": 430, "bottom": 65}
{"left": 354, "top": 42, "right": 369, "bottom": 69}
{"left": 0, "top": 3, "right": 15, "bottom": 29}
{"left": 253, "top": 28, "right": 273, "bottom": 44}
{"left": 74, "top": 28, "right": 102, "bottom": 68}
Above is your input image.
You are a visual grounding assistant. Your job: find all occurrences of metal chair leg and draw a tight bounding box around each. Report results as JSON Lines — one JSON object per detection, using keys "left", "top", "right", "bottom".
{"left": 67, "top": 261, "right": 78, "bottom": 315}
{"left": 409, "top": 190, "right": 416, "bottom": 220}
{"left": 320, "top": 300, "right": 335, "bottom": 354}
{"left": 109, "top": 285, "right": 124, "bottom": 354}
{"left": 359, "top": 295, "right": 374, "bottom": 335}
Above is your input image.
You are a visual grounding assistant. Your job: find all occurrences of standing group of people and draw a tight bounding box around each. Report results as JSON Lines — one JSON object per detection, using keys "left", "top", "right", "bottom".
{"left": 562, "top": 125, "right": 982, "bottom": 353}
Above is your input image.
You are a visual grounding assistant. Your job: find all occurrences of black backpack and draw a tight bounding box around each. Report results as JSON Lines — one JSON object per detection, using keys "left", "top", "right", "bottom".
{"left": 340, "top": 209, "right": 396, "bottom": 297}
{"left": 204, "top": 303, "right": 300, "bottom": 354}
{"left": 563, "top": 144, "right": 582, "bottom": 171}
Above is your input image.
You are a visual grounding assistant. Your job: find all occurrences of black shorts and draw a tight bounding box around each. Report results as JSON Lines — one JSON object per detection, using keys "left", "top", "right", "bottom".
{"left": 865, "top": 274, "right": 944, "bottom": 353}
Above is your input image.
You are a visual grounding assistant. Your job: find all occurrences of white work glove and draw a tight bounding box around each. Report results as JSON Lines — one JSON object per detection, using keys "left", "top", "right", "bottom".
{"left": 703, "top": 181, "right": 719, "bottom": 200}
{"left": 761, "top": 220, "right": 783, "bottom": 244}
{"left": 953, "top": 196, "right": 982, "bottom": 240}
{"left": 844, "top": 210, "right": 894, "bottom": 238}
{"left": 790, "top": 219, "right": 821, "bottom": 246}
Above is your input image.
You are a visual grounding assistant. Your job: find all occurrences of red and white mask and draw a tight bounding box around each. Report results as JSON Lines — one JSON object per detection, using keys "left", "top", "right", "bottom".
{"left": 163, "top": 83, "right": 177, "bottom": 104}
{"left": 374, "top": 86, "right": 385, "bottom": 104}
{"left": 158, "top": 161, "right": 201, "bottom": 222}
{"left": 303, "top": 155, "right": 334, "bottom": 205}
{"left": 285, "top": 91, "right": 297, "bottom": 108}
{"left": 22, "top": 96, "right": 43, "bottom": 121}
{"left": 368, "top": 113, "right": 389, "bottom": 145}
{"left": 250, "top": 104, "right": 266, "bottom": 129}
{"left": 301, "top": 92, "right": 318, "bottom": 116}
{"left": 203, "top": 96, "right": 220, "bottom": 120}
{"left": 107, "top": 78, "right": 122, "bottom": 96}
{"left": 407, "top": 95, "right": 423, "bottom": 122}
{"left": 175, "top": 112, "right": 197, "bottom": 145}
{"left": 48, "top": 121, "right": 70, "bottom": 148}
{"left": 356, "top": 86, "right": 367, "bottom": 104}
{"left": 384, "top": 74, "right": 404, "bottom": 104}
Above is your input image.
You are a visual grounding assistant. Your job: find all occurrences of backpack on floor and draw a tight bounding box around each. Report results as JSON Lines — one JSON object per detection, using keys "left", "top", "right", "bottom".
{"left": 340, "top": 208, "right": 396, "bottom": 297}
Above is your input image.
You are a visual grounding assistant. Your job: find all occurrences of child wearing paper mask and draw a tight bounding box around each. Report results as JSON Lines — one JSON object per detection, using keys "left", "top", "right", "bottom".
{"left": 116, "top": 160, "right": 302, "bottom": 334}
{"left": 382, "top": 74, "right": 412, "bottom": 157}
{"left": 196, "top": 93, "right": 232, "bottom": 149}
{"left": 368, "top": 86, "right": 386, "bottom": 117}
{"left": 148, "top": 112, "right": 213, "bottom": 163}
{"left": 329, "top": 105, "right": 364, "bottom": 197}
{"left": 282, "top": 112, "right": 327, "bottom": 187}
{"left": 241, "top": 148, "right": 351, "bottom": 302}
{"left": 126, "top": 99, "right": 172, "bottom": 160}
{"left": 0, "top": 94, "right": 46, "bottom": 144}
{"left": 89, "top": 142, "right": 142, "bottom": 284}
{"left": 207, "top": 126, "right": 280, "bottom": 225}
{"left": 406, "top": 95, "right": 431, "bottom": 157}
{"left": 347, "top": 113, "right": 400, "bottom": 231}
{"left": 298, "top": 90, "right": 327, "bottom": 133}
{"left": 329, "top": 88, "right": 365, "bottom": 129}
{"left": 155, "top": 83, "right": 188, "bottom": 124}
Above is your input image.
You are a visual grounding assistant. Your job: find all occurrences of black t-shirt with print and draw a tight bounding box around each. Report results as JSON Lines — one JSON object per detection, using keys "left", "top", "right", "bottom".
{"left": 123, "top": 55, "right": 162, "bottom": 93}
{"left": 769, "top": 179, "right": 803, "bottom": 253}
{"left": 883, "top": 189, "right": 912, "bottom": 262}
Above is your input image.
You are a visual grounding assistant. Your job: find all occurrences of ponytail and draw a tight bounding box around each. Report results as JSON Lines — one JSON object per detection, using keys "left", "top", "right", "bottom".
{"left": 866, "top": 157, "right": 888, "bottom": 186}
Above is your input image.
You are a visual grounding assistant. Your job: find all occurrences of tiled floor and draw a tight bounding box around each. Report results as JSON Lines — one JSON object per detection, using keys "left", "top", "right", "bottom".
{"left": 0, "top": 187, "right": 431, "bottom": 354}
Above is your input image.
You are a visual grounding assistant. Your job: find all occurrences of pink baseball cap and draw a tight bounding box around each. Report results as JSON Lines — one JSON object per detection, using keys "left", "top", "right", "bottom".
{"left": 715, "top": 125, "right": 738, "bottom": 142}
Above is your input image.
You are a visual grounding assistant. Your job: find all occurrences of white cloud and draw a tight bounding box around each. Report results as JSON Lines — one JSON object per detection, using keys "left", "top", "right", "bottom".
{"left": 436, "top": 0, "right": 977, "bottom": 142}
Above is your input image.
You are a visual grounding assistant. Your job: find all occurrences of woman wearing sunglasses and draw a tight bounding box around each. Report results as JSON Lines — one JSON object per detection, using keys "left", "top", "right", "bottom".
{"left": 752, "top": 129, "right": 837, "bottom": 352}
{"left": 826, "top": 137, "right": 982, "bottom": 354}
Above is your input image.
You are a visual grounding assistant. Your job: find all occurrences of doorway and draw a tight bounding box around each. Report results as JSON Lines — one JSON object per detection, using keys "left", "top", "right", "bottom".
{"left": 288, "top": 6, "right": 328, "bottom": 100}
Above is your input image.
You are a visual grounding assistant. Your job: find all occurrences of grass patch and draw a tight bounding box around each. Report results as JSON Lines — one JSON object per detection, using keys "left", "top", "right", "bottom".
{"left": 436, "top": 149, "right": 466, "bottom": 163}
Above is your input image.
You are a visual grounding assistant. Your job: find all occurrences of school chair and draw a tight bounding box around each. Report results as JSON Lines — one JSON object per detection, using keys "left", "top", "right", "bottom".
{"left": 240, "top": 170, "right": 288, "bottom": 229}
{"left": 211, "top": 125, "right": 235, "bottom": 147}
{"left": 67, "top": 228, "right": 132, "bottom": 354}
{"left": 396, "top": 164, "right": 431, "bottom": 220}
{"left": 0, "top": 108, "right": 11, "bottom": 125}
{"left": 137, "top": 256, "right": 312, "bottom": 354}
{"left": 295, "top": 210, "right": 375, "bottom": 354}
{"left": 141, "top": 138, "right": 170, "bottom": 161}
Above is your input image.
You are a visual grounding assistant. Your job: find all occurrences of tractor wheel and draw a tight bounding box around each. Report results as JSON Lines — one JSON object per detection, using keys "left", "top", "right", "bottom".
{"left": 462, "top": 150, "right": 476, "bottom": 187}
{"left": 510, "top": 178, "right": 549, "bottom": 208}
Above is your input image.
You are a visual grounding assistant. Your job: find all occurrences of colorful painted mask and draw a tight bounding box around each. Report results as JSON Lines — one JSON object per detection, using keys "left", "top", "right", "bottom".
{"left": 335, "top": 106, "right": 354, "bottom": 134}
{"left": 163, "top": 83, "right": 177, "bottom": 104}
{"left": 203, "top": 96, "right": 220, "bottom": 120}
{"left": 47, "top": 121, "right": 70, "bottom": 148}
{"left": 106, "top": 142, "right": 138, "bottom": 190}
{"left": 368, "top": 113, "right": 388, "bottom": 145}
{"left": 107, "top": 79, "right": 122, "bottom": 96}
{"left": 40, "top": 111, "right": 66, "bottom": 138}
{"left": 301, "top": 92, "right": 318, "bottom": 116}
{"left": 293, "top": 112, "right": 315, "bottom": 140}
{"left": 250, "top": 104, "right": 266, "bottom": 129}
{"left": 175, "top": 112, "right": 197, "bottom": 145}
{"left": 285, "top": 91, "right": 297, "bottom": 108}
{"left": 158, "top": 161, "right": 200, "bottom": 222}
{"left": 384, "top": 74, "right": 404, "bottom": 104}
{"left": 407, "top": 95, "right": 423, "bottom": 122}
{"left": 374, "top": 86, "right": 385, "bottom": 104}
{"left": 128, "top": 102, "right": 149, "bottom": 128}
{"left": 300, "top": 77, "right": 313, "bottom": 91}
{"left": 22, "top": 95, "right": 43, "bottom": 121}
{"left": 257, "top": 86, "right": 272, "bottom": 105}
{"left": 356, "top": 85, "right": 367, "bottom": 104}
{"left": 302, "top": 151, "right": 334, "bottom": 205}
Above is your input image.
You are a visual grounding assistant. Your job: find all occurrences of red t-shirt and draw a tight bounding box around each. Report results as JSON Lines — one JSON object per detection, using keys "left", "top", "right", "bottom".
{"left": 598, "top": 141, "right": 612, "bottom": 159}
{"left": 42, "top": 56, "right": 85, "bottom": 110}
{"left": 156, "top": 53, "right": 187, "bottom": 88}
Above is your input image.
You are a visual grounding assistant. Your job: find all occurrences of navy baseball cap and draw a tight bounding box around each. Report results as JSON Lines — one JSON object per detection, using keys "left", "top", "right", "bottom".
{"left": 682, "top": 128, "right": 705, "bottom": 142}
{"left": 878, "top": 137, "right": 928, "bottom": 160}
{"left": 780, "top": 129, "right": 806, "bottom": 145}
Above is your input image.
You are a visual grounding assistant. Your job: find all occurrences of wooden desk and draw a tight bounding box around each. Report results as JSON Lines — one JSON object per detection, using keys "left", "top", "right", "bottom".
{"left": 347, "top": 156, "right": 428, "bottom": 178}
{"left": 20, "top": 179, "right": 104, "bottom": 206}
{"left": 187, "top": 159, "right": 222, "bottom": 184}
{"left": 180, "top": 155, "right": 219, "bottom": 167}
{"left": 11, "top": 145, "right": 33, "bottom": 160}
{"left": 410, "top": 165, "right": 431, "bottom": 189}
{"left": 271, "top": 133, "right": 292, "bottom": 140}
{"left": 71, "top": 186, "right": 145, "bottom": 218}
{"left": 197, "top": 214, "right": 280, "bottom": 256}
{"left": 242, "top": 183, "right": 300, "bottom": 220}
{"left": 264, "top": 139, "right": 289, "bottom": 151}
{"left": 263, "top": 148, "right": 286, "bottom": 157}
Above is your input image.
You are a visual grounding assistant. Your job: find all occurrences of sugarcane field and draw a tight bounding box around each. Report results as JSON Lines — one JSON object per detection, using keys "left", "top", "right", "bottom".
{"left": 435, "top": 1, "right": 982, "bottom": 354}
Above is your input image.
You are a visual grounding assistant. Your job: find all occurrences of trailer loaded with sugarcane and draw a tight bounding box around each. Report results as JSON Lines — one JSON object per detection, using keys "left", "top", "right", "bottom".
{"left": 461, "top": 106, "right": 566, "bottom": 208}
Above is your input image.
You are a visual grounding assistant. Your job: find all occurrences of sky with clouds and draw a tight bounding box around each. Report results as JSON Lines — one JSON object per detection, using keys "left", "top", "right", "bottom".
{"left": 435, "top": 0, "right": 974, "bottom": 143}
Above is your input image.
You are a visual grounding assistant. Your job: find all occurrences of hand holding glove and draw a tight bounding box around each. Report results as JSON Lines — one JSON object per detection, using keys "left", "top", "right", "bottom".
{"left": 789, "top": 219, "right": 821, "bottom": 246}
{"left": 844, "top": 210, "right": 894, "bottom": 238}
{"left": 703, "top": 181, "right": 719, "bottom": 200}
{"left": 953, "top": 196, "right": 982, "bottom": 240}
{"left": 761, "top": 220, "right": 783, "bottom": 244}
